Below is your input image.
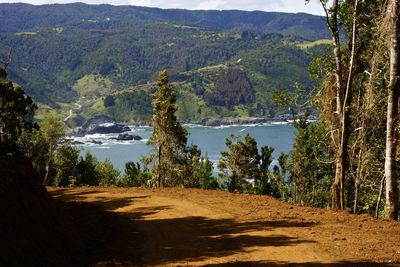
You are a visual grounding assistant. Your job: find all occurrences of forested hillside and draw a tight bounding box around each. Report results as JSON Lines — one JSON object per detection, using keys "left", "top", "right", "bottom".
{"left": 0, "top": 3, "right": 329, "bottom": 39}
{"left": 0, "top": 3, "right": 328, "bottom": 124}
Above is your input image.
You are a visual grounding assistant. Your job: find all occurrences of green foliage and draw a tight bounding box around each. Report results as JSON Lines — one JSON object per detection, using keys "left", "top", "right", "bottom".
{"left": 184, "top": 146, "right": 219, "bottom": 189}
{"left": 41, "top": 147, "right": 123, "bottom": 187}
{"left": 39, "top": 113, "right": 66, "bottom": 148}
{"left": 217, "top": 133, "right": 290, "bottom": 196}
{"left": 218, "top": 133, "right": 260, "bottom": 193}
{"left": 39, "top": 112, "right": 67, "bottom": 185}
{"left": 17, "top": 128, "right": 48, "bottom": 177}
{"left": 118, "top": 161, "right": 150, "bottom": 187}
{"left": 175, "top": 86, "right": 217, "bottom": 121}
{"left": 75, "top": 152, "right": 100, "bottom": 186}
{"left": 95, "top": 158, "right": 120, "bottom": 186}
{"left": 53, "top": 143, "right": 80, "bottom": 186}
{"left": 271, "top": 91, "right": 296, "bottom": 109}
{"left": 0, "top": 3, "right": 330, "bottom": 41}
{"left": 106, "top": 91, "right": 152, "bottom": 122}
{"left": 289, "top": 118, "right": 333, "bottom": 207}
{"left": 0, "top": 4, "right": 323, "bottom": 122}
{"left": 205, "top": 68, "right": 254, "bottom": 109}
{"left": 148, "top": 70, "right": 189, "bottom": 187}
{"left": 272, "top": 153, "right": 290, "bottom": 200}
{"left": 235, "top": 38, "right": 315, "bottom": 117}
{"left": 254, "top": 146, "right": 290, "bottom": 198}
{"left": 146, "top": 71, "right": 220, "bottom": 188}
{"left": 256, "top": 145, "right": 275, "bottom": 195}
{"left": 103, "top": 95, "right": 115, "bottom": 107}
{"left": 0, "top": 69, "right": 37, "bottom": 156}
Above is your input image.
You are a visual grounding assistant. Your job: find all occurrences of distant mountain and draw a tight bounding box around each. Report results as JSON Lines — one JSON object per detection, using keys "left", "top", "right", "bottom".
{"left": 0, "top": 3, "right": 329, "bottom": 124}
{"left": 0, "top": 3, "right": 329, "bottom": 40}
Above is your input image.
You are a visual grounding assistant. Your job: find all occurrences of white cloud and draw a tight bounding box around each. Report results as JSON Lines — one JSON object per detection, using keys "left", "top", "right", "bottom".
{"left": 130, "top": 0, "right": 293, "bottom": 12}
{"left": 129, "top": 0, "right": 324, "bottom": 15}
{"left": 0, "top": 0, "right": 325, "bottom": 15}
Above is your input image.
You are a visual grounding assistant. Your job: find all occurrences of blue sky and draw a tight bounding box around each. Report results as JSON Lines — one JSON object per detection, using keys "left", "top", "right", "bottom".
{"left": 0, "top": 0, "right": 326, "bottom": 15}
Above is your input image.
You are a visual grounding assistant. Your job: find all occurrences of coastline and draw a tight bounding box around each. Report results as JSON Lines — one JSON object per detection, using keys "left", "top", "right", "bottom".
{"left": 70, "top": 114, "right": 317, "bottom": 137}
{"left": 129, "top": 114, "right": 318, "bottom": 128}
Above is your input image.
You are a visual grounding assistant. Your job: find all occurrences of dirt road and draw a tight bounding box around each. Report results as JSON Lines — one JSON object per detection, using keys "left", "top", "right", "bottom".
{"left": 49, "top": 187, "right": 400, "bottom": 266}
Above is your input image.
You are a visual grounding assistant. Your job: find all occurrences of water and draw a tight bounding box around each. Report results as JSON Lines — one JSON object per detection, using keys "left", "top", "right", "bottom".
{"left": 74, "top": 123, "right": 296, "bottom": 172}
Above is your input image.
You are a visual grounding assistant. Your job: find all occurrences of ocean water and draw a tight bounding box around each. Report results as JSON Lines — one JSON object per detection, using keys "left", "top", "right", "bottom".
{"left": 74, "top": 123, "right": 296, "bottom": 172}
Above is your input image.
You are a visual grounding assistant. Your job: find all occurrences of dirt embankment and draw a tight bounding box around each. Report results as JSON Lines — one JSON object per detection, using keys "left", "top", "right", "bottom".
{"left": 48, "top": 187, "right": 400, "bottom": 266}
{"left": 0, "top": 157, "right": 76, "bottom": 267}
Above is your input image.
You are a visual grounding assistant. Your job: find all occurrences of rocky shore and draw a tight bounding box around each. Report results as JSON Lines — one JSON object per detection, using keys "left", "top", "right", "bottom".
{"left": 70, "top": 114, "right": 317, "bottom": 141}
{"left": 184, "top": 115, "right": 295, "bottom": 127}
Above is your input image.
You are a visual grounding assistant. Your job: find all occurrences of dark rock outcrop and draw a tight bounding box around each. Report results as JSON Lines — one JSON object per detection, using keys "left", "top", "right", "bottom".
{"left": 74, "top": 115, "right": 131, "bottom": 135}
{"left": 113, "top": 133, "right": 142, "bottom": 141}
{"left": 81, "top": 115, "right": 113, "bottom": 129}
{"left": 85, "top": 123, "right": 130, "bottom": 135}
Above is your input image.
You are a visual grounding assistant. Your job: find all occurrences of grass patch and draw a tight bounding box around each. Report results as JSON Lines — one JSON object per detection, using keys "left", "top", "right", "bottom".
{"left": 297, "top": 39, "right": 331, "bottom": 49}
{"left": 15, "top": 32, "right": 37, "bottom": 36}
{"left": 176, "top": 87, "right": 216, "bottom": 121}
{"left": 73, "top": 74, "right": 114, "bottom": 98}
{"left": 172, "top": 24, "right": 201, "bottom": 30}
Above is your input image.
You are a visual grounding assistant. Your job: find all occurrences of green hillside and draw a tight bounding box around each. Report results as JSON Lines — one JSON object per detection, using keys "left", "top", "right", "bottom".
{"left": 0, "top": 3, "right": 329, "bottom": 124}
{"left": 0, "top": 3, "right": 330, "bottom": 39}
{"left": 85, "top": 35, "right": 317, "bottom": 123}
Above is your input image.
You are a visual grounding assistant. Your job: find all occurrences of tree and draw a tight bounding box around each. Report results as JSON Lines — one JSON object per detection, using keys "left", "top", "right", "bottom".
{"left": 119, "top": 161, "right": 150, "bottom": 187}
{"left": 319, "top": 0, "right": 351, "bottom": 210}
{"left": 218, "top": 134, "right": 260, "bottom": 193}
{"left": 184, "top": 146, "right": 218, "bottom": 189}
{"left": 17, "top": 128, "right": 48, "bottom": 178}
{"left": 53, "top": 144, "right": 80, "bottom": 186}
{"left": 148, "top": 70, "right": 188, "bottom": 187}
{"left": 384, "top": 0, "right": 400, "bottom": 220}
{"left": 104, "top": 95, "right": 115, "bottom": 107}
{"left": 272, "top": 153, "right": 290, "bottom": 200}
{"left": 75, "top": 152, "right": 100, "bottom": 186}
{"left": 0, "top": 68, "right": 37, "bottom": 156}
{"left": 310, "top": 0, "right": 362, "bottom": 210}
{"left": 96, "top": 158, "right": 120, "bottom": 186}
{"left": 194, "top": 154, "right": 218, "bottom": 189}
{"left": 256, "top": 145, "right": 274, "bottom": 195}
{"left": 40, "top": 113, "right": 66, "bottom": 185}
{"left": 289, "top": 118, "right": 333, "bottom": 207}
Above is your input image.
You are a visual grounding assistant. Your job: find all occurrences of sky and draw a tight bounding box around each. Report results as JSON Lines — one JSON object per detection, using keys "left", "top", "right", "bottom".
{"left": 0, "top": 0, "right": 326, "bottom": 16}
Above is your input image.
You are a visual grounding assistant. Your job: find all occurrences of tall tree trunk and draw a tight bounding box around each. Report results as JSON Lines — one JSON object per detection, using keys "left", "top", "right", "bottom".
{"left": 325, "top": 0, "right": 358, "bottom": 210}
{"left": 385, "top": 0, "right": 400, "bottom": 220}
{"left": 43, "top": 143, "right": 53, "bottom": 186}
{"left": 321, "top": 0, "right": 345, "bottom": 210}
{"left": 376, "top": 176, "right": 385, "bottom": 218}
{"left": 158, "top": 144, "right": 162, "bottom": 188}
{"left": 353, "top": 145, "right": 363, "bottom": 214}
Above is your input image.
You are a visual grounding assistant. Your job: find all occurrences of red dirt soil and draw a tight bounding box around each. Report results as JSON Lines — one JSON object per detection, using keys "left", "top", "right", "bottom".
{"left": 48, "top": 187, "right": 400, "bottom": 266}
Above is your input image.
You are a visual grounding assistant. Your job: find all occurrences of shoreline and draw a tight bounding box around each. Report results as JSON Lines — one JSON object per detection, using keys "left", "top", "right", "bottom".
{"left": 71, "top": 114, "right": 317, "bottom": 137}
{"left": 129, "top": 114, "right": 317, "bottom": 127}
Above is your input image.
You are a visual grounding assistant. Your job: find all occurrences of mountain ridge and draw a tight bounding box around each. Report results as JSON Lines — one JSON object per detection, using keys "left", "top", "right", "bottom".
{"left": 0, "top": 3, "right": 329, "bottom": 40}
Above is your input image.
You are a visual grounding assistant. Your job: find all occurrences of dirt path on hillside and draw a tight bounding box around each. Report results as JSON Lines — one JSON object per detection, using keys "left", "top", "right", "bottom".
{"left": 49, "top": 187, "right": 400, "bottom": 266}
